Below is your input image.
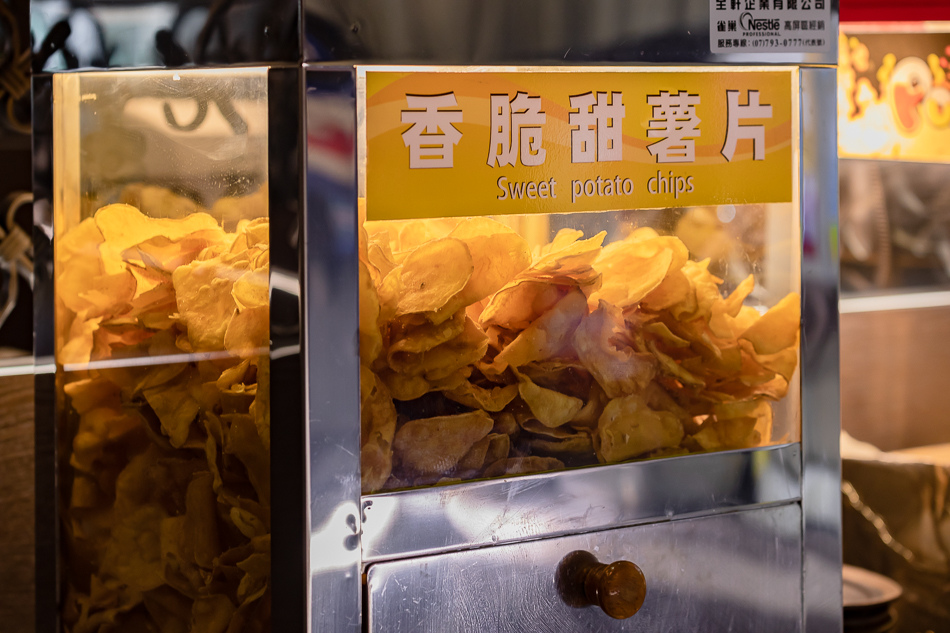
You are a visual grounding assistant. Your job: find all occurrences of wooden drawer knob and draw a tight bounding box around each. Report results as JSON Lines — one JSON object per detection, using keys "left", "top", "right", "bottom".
{"left": 556, "top": 550, "right": 647, "bottom": 619}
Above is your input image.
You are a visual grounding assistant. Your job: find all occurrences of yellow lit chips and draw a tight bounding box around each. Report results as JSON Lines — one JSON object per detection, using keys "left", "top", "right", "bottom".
{"left": 360, "top": 213, "right": 801, "bottom": 493}
{"left": 56, "top": 190, "right": 271, "bottom": 633}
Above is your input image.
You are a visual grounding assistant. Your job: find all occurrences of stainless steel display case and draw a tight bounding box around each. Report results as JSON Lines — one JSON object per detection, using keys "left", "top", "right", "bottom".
{"left": 33, "top": 1, "right": 842, "bottom": 631}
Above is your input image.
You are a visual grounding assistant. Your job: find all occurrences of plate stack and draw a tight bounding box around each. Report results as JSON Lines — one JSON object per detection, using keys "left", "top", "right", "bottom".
{"left": 843, "top": 565, "right": 903, "bottom": 633}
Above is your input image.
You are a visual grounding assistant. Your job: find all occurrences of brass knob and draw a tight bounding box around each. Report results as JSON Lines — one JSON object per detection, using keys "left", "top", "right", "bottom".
{"left": 555, "top": 550, "right": 647, "bottom": 619}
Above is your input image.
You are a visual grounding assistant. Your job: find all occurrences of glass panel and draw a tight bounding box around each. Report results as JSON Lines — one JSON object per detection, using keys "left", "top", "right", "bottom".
{"left": 359, "top": 201, "right": 801, "bottom": 493}
{"left": 837, "top": 26, "right": 950, "bottom": 297}
{"left": 840, "top": 158, "right": 950, "bottom": 294}
{"left": 32, "top": 0, "right": 299, "bottom": 70}
{"left": 52, "top": 68, "right": 271, "bottom": 632}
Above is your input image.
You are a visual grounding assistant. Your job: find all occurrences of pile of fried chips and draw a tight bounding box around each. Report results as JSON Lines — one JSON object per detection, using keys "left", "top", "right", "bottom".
{"left": 57, "top": 200, "right": 270, "bottom": 633}
{"left": 359, "top": 218, "right": 800, "bottom": 493}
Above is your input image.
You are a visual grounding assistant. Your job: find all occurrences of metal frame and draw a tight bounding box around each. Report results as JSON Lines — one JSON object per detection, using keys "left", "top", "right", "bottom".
{"left": 799, "top": 65, "right": 842, "bottom": 633}
{"left": 361, "top": 444, "right": 803, "bottom": 563}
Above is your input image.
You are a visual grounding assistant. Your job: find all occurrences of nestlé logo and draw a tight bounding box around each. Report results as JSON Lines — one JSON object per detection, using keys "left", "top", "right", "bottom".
{"left": 740, "top": 12, "right": 780, "bottom": 31}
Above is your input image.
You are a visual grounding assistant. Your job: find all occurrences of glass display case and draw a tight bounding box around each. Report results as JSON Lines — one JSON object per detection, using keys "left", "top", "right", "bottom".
{"left": 33, "top": 2, "right": 842, "bottom": 632}
{"left": 33, "top": 67, "right": 305, "bottom": 633}
{"left": 354, "top": 68, "right": 803, "bottom": 494}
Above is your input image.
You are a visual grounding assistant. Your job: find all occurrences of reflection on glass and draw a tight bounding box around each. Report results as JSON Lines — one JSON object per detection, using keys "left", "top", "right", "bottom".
{"left": 53, "top": 69, "right": 271, "bottom": 632}
{"left": 359, "top": 203, "right": 801, "bottom": 493}
{"left": 840, "top": 158, "right": 950, "bottom": 294}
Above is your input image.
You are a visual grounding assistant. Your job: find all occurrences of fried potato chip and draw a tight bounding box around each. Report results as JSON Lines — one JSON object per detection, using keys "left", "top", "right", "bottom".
{"left": 232, "top": 269, "right": 269, "bottom": 310}
{"left": 574, "top": 301, "right": 655, "bottom": 398}
{"left": 378, "top": 368, "right": 432, "bottom": 401}
{"left": 395, "top": 238, "right": 473, "bottom": 315}
{"left": 478, "top": 279, "right": 566, "bottom": 330}
{"left": 144, "top": 375, "right": 201, "bottom": 448}
{"left": 669, "top": 259, "right": 722, "bottom": 321}
{"left": 647, "top": 340, "right": 705, "bottom": 388}
{"left": 224, "top": 305, "right": 269, "bottom": 356}
{"left": 591, "top": 233, "right": 687, "bottom": 308}
{"left": 392, "top": 410, "right": 493, "bottom": 476}
{"left": 70, "top": 407, "right": 142, "bottom": 474}
{"left": 95, "top": 203, "right": 221, "bottom": 263}
{"left": 443, "top": 380, "right": 519, "bottom": 412}
{"left": 740, "top": 292, "right": 801, "bottom": 355}
{"left": 640, "top": 268, "right": 691, "bottom": 312}
{"left": 226, "top": 413, "right": 270, "bottom": 508}
{"left": 739, "top": 339, "right": 799, "bottom": 382}
{"left": 691, "top": 416, "right": 758, "bottom": 451}
{"left": 388, "top": 310, "right": 466, "bottom": 360}
{"left": 64, "top": 378, "right": 121, "bottom": 415}
{"left": 458, "top": 433, "right": 511, "bottom": 472}
{"left": 173, "top": 258, "right": 241, "bottom": 352}
{"left": 360, "top": 261, "right": 383, "bottom": 365}
{"left": 569, "top": 383, "right": 608, "bottom": 428}
{"left": 361, "top": 367, "right": 397, "bottom": 492}
{"left": 524, "top": 432, "right": 593, "bottom": 456}
{"left": 491, "top": 411, "right": 519, "bottom": 436}
{"left": 415, "top": 318, "right": 488, "bottom": 382}
{"left": 493, "top": 289, "right": 587, "bottom": 370}
{"left": 184, "top": 471, "right": 220, "bottom": 569}
{"left": 517, "top": 372, "right": 584, "bottom": 428}
{"left": 192, "top": 595, "right": 236, "bottom": 633}
{"left": 597, "top": 394, "right": 684, "bottom": 463}
{"left": 532, "top": 230, "right": 606, "bottom": 277}
{"left": 482, "top": 456, "right": 564, "bottom": 477}
{"left": 98, "top": 503, "right": 167, "bottom": 593}
{"left": 449, "top": 218, "right": 532, "bottom": 304}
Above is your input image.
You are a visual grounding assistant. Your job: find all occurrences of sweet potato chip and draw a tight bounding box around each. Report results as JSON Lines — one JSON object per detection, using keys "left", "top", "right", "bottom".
{"left": 361, "top": 367, "right": 397, "bottom": 492}
{"left": 518, "top": 373, "right": 584, "bottom": 428}
{"left": 597, "top": 394, "right": 684, "bottom": 463}
{"left": 574, "top": 301, "right": 655, "bottom": 398}
{"left": 224, "top": 305, "right": 269, "bottom": 356}
{"left": 173, "top": 258, "right": 241, "bottom": 352}
{"left": 443, "top": 380, "right": 519, "bottom": 412}
{"left": 493, "top": 289, "right": 587, "bottom": 370}
{"left": 360, "top": 261, "right": 383, "bottom": 365}
{"left": 478, "top": 279, "right": 566, "bottom": 330}
{"left": 232, "top": 269, "right": 269, "bottom": 310}
{"left": 392, "top": 410, "right": 493, "bottom": 476}
{"left": 591, "top": 233, "right": 687, "bottom": 308}
{"left": 482, "top": 456, "right": 564, "bottom": 477}
{"left": 395, "top": 238, "right": 473, "bottom": 315}
{"left": 691, "top": 416, "right": 758, "bottom": 451}
{"left": 740, "top": 292, "right": 801, "bottom": 355}
{"left": 449, "top": 218, "right": 532, "bottom": 304}
{"left": 144, "top": 375, "right": 201, "bottom": 448}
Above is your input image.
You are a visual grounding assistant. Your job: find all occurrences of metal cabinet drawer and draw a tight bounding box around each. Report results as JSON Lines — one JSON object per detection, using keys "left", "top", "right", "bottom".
{"left": 367, "top": 503, "right": 802, "bottom": 632}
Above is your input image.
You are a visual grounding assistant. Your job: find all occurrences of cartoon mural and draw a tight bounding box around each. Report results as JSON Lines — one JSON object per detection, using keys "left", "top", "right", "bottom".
{"left": 839, "top": 28, "right": 950, "bottom": 161}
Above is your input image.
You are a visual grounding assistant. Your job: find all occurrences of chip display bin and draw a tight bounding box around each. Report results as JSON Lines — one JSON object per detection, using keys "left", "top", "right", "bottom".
{"left": 32, "top": 1, "right": 842, "bottom": 631}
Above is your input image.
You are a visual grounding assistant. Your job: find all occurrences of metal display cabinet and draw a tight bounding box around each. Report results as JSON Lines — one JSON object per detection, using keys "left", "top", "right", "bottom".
{"left": 33, "top": 1, "right": 842, "bottom": 632}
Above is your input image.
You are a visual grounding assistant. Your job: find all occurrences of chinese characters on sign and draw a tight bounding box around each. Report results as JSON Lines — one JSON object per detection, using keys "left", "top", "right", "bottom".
{"left": 365, "top": 70, "right": 793, "bottom": 220}
{"left": 568, "top": 92, "right": 625, "bottom": 163}
{"left": 709, "top": 0, "right": 831, "bottom": 53}
{"left": 722, "top": 90, "right": 772, "bottom": 161}
{"left": 403, "top": 88, "right": 771, "bottom": 169}
{"left": 647, "top": 91, "right": 702, "bottom": 163}
{"left": 401, "top": 93, "right": 463, "bottom": 168}
{"left": 488, "top": 92, "right": 547, "bottom": 167}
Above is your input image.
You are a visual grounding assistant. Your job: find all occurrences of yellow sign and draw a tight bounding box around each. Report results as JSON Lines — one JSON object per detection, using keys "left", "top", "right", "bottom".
{"left": 361, "top": 67, "right": 796, "bottom": 221}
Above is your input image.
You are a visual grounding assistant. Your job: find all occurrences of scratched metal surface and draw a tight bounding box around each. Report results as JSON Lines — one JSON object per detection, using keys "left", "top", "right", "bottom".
{"left": 367, "top": 503, "right": 802, "bottom": 633}
{"left": 362, "top": 443, "right": 801, "bottom": 563}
